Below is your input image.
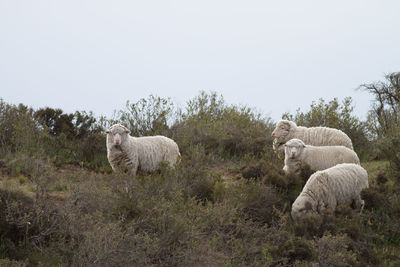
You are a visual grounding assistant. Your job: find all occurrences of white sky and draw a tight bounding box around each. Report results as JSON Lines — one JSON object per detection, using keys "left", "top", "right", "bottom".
{"left": 0, "top": 0, "right": 399, "bottom": 121}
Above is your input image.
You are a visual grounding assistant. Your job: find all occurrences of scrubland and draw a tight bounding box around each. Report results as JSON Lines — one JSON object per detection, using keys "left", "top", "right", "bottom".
{"left": 1, "top": 82, "right": 400, "bottom": 266}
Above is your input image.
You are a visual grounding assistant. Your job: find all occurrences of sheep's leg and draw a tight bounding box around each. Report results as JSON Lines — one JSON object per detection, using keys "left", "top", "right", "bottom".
{"left": 316, "top": 201, "right": 326, "bottom": 214}
{"left": 109, "top": 158, "right": 121, "bottom": 172}
{"left": 283, "top": 165, "right": 288, "bottom": 174}
{"left": 353, "top": 196, "right": 365, "bottom": 214}
{"left": 128, "top": 158, "right": 139, "bottom": 176}
{"left": 109, "top": 162, "right": 117, "bottom": 172}
{"left": 360, "top": 200, "right": 365, "bottom": 214}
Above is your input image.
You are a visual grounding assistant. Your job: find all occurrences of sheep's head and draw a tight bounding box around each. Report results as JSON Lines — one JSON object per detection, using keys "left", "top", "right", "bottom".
{"left": 271, "top": 120, "right": 296, "bottom": 144}
{"left": 284, "top": 138, "right": 305, "bottom": 159}
{"left": 291, "top": 196, "right": 316, "bottom": 220}
{"left": 106, "top": 124, "right": 131, "bottom": 147}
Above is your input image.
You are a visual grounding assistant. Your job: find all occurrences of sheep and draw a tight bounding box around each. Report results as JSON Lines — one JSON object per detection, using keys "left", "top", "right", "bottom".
{"left": 271, "top": 120, "right": 354, "bottom": 156}
{"left": 291, "top": 163, "right": 368, "bottom": 220}
{"left": 283, "top": 138, "right": 360, "bottom": 175}
{"left": 106, "top": 124, "right": 180, "bottom": 174}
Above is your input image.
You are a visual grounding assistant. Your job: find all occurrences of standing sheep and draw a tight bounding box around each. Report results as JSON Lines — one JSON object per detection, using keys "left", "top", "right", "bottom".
{"left": 291, "top": 163, "right": 368, "bottom": 221}
{"left": 271, "top": 120, "right": 353, "bottom": 155}
{"left": 283, "top": 138, "right": 360, "bottom": 175}
{"left": 106, "top": 124, "right": 180, "bottom": 174}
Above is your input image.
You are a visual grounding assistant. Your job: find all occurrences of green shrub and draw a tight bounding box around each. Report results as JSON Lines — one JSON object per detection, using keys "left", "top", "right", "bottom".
{"left": 228, "top": 181, "right": 282, "bottom": 225}
{"left": 0, "top": 100, "right": 41, "bottom": 155}
{"left": 361, "top": 187, "right": 385, "bottom": 210}
{"left": 379, "top": 131, "right": 400, "bottom": 176}
{"left": 0, "top": 185, "right": 62, "bottom": 262}
{"left": 115, "top": 95, "right": 175, "bottom": 137}
{"left": 174, "top": 91, "right": 274, "bottom": 158}
{"left": 293, "top": 211, "right": 336, "bottom": 239}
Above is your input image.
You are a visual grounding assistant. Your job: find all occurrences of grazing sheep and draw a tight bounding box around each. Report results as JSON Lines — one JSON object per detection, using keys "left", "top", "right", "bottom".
{"left": 271, "top": 120, "right": 354, "bottom": 155}
{"left": 106, "top": 124, "right": 180, "bottom": 174}
{"left": 291, "top": 163, "right": 368, "bottom": 220}
{"left": 283, "top": 138, "right": 360, "bottom": 175}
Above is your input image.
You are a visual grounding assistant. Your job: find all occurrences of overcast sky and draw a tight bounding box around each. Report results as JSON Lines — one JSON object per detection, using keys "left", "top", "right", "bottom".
{"left": 0, "top": 0, "right": 399, "bottom": 121}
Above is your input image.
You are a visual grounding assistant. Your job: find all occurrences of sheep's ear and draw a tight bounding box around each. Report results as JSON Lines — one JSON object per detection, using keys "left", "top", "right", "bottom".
{"left": 125, "top": 130, "right": 131, "bottom": 134}
{"left": 304, "top": 201, "right": 312, "bottom": 210}
{"left": 106, "top": 130, "right": 110, "bottom": 134}
{"left": 283, "top": 122, "right": 291, "bottom": 129}
{"left": 302, "top": 144, "right": 306, "bottom": 148}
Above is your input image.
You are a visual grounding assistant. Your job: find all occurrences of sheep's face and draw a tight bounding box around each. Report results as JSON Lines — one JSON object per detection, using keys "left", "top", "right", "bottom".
{"left": 291, "top": 197, "right": 315, "bottom": 220}
{"left": 106, "top": 124, "right": 131, "bottom": 147}
{"left": 284, "top": 139, "right": 305, "bottom": 159}
{"left": 271, "top": 120, "right": 293, "bottom": 140}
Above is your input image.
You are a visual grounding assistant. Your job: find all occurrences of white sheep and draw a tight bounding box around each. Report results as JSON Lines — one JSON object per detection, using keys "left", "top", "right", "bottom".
{"left": 291, "top": 163, "right": 368, "bottom": 220}
{"left": 106, "top": 124, "right": 180, "bottom": 174}
{"left": 271, "top": 120, "right": 354, "bottom": 155}
{"left": 283, "top": 138, "right": 360, "bottom": 175}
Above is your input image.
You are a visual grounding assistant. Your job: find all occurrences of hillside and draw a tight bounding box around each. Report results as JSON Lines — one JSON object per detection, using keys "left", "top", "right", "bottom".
{"left": 1, "top": 87, "right": 400, "bottom": 266}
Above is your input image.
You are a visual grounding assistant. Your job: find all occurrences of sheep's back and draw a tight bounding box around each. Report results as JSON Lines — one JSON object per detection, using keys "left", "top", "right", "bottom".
{"left": 304, "top": 163, "right": 368, "bottom": 207}
{"left": 295, "top": 126, "right": 353, "bottom": 150}
{"left": 303, "top": 145, "right": 360, "bottom": 170}
{"left": 134, "top": 136, "right": 180, "bottom": 171}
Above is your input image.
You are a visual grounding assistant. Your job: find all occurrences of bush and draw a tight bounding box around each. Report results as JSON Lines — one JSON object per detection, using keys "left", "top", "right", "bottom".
{"left": 226, "top": 181, "right": 282, "bottom": 225}
{"left": 35, "top": 108, "right": 108, "bottom": 169}
{"left": 0, "top": 259, "right": 27, "bottom": 267}
{"left": 293, "top": 211, "right": 336, "bottom": 239}
{"left": 114, "top": 95, "right": 176, "bottom": 137}
{"left": 379, "top": 131, "right": 400, "bottom": 175}
{"left": 174, "top": 91, "right": 274, "bottom": 158}
{"left": 317, "top": 233, "right": 357, "bottom": 267}
{"left": 0, "top": 100, "right": 41, "bottom": 155}
{"left": 0, "top": 186, "right": 61, "bottom": 263}
{"left": 241, "top": 160, "right": 271, "bottom": 180}
{"left": 361, "top": 187, "right": 385, "bottom": 210}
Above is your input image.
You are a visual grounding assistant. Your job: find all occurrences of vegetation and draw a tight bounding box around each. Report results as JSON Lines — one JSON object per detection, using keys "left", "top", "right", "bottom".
{"left": 0, "top": 73, "right": 400, "bottom": 266}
